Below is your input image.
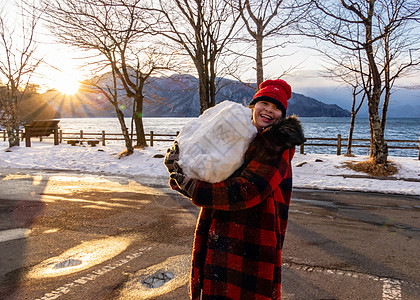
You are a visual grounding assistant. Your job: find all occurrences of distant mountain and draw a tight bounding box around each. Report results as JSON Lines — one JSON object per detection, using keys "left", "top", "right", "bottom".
{"left": 143, "top": 75, "right": 351, "bottom": 117}
{"left": 293, "top": 85, "right": 420, "bottom": 118}
{"left": 0, "top": 89, "right": 57, "bottom": 124}
{"left": 287, "top": 93, "right": 351, "bottom": 117}
{"left": 41, "top": 74, "right": 351, "bottom": 118}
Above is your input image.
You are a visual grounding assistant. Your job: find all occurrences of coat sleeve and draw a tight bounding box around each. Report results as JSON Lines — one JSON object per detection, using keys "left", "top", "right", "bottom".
{"left": 191, "top": 148, "right": 295, "bottom": 211}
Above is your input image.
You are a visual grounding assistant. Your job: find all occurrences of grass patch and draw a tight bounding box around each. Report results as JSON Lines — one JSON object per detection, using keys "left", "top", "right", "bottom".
{"left": 117, "top": 149, "right": 133, "bottom": 158}
{"left": 343, "top": 159, "right": 399, "bottom": 177}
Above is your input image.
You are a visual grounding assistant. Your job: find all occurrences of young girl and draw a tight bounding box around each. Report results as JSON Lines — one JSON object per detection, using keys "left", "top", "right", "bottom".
{"left": 165, "top": 79, "right": 305, "bottom": 299}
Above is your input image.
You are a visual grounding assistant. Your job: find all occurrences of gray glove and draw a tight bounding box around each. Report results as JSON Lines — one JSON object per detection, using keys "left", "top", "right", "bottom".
{"left": 170, "top": 172, "right": 197, "bottom": 198}
{"left": 164, "top": 141, "right": 180, "bottom": 173}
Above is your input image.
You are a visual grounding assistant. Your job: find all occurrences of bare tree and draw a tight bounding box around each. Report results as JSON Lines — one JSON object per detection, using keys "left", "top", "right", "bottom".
{"left": 81, "top": 68, "right": 135, "bottom": 155}
{"left": 231, "top": 0, "right": 310, "bottom": 87}
{"left": 305, "top": 0, "right": 420, "bottom": 165}
{"left": 341, "top": 72, "right": 367, "bottom": 156}
{"left": 379, "top": 3, "right": 420, "bottom": 132}
{"left": 0, "top": 1, "right": 43, "bottom": 147}
{"left": 321, "top": 44, "right": 368, "bottom": 155}
{"left": 41, "top": 0, "right": 172, "bottom": 149}
{"left": 156, "top": 0, "right": 241, "bottom": 114}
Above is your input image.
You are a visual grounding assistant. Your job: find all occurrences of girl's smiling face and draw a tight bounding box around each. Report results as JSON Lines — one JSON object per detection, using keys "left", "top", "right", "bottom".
{"left": 252, "top": 101, "right": 283, "bottom": 131}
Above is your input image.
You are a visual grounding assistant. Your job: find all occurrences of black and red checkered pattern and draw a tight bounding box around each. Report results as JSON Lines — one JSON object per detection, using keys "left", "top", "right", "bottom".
{"left": 175, "top": 148, "right": 295, "bottom": 299}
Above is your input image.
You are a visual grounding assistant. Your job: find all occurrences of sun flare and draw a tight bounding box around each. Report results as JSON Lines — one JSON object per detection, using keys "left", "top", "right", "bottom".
{"left": 52, "top": 69, "right": 82, "bottom": 95}
{"left": 55, "top": 76, "right": 80, "bottom": 95}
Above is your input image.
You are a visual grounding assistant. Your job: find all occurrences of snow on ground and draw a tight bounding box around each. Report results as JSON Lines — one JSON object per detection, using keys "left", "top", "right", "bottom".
{"left": 0, "top": 141, "right": 419, "bottom": 196}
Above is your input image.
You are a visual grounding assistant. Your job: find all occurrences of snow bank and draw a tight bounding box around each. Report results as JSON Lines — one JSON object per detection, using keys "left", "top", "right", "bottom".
{"left": 176, "top": 101, "right": 257, "bottom": 183}
{"left": 1, "top": 139, "right": 419, "bottom": 196}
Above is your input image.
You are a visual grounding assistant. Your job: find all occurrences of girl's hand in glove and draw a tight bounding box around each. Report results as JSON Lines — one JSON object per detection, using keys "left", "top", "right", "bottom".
{"left": 164, "top": 141, "right": 180, "bottom": 173}
{"left": 170, "top": 172, "right": 197, "bottom": 198}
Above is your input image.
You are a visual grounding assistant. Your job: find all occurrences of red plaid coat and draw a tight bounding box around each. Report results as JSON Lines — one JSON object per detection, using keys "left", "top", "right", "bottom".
{"left": 171, "top": 147, "right": 295, "bottom": 299}
{"left": 169, "top": 116, "right": 304, "bottom": 299}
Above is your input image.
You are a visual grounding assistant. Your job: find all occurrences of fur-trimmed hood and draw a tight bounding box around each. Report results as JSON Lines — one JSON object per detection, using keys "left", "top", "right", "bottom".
{"left": 246, "top": 115, "right": 305, "bottom": 164}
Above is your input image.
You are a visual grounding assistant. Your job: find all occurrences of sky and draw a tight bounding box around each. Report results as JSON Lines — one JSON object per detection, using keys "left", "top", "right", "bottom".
{"left": 1, "top": 140, "right": 419, "bottom": 196}
{"left": 35, "top": 45, "right": 87, "bottom": 95}
{"left": 2, "top": 0, "right": 418, "bottom": 114}
{"left": 35, "top": 36, "right": 419, "bottom": 116}
{"left": 33, "top": 38, "right": 420, "bottom": 116}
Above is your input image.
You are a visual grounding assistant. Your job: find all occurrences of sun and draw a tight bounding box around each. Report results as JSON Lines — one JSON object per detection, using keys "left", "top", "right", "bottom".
{"left": 55, "top": 78, "right": 80, "bottom": 95}
{"left": 54, "top": 75, "right": 80, "bottom": 95}
{"left": 52, "top": 69, "right": 82, "bottom": 95}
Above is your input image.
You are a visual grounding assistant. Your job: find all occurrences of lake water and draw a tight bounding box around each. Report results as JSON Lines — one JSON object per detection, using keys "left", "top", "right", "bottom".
{"left": 58, "top": 117, "right": 420, "bottom": 157}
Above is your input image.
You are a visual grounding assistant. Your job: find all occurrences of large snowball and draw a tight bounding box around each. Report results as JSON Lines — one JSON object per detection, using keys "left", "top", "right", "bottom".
{"left": 176, "top": 100, "right": 257, "bottom": 183}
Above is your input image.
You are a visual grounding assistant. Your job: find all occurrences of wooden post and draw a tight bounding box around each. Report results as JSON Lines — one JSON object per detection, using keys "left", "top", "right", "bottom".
{"left": 25, "top": 127, "right": 31, "bottom": 147}
{"left": 150, "top": 131, "right": 154, "bottom": 147}
{"left": 337, "top": 134, "right": 342, "bottom": 155}
{"left": 102, "top": 130, "right": 106, "bottom": 146}
{"left": 300, "top": 143, "right": 304, "bottom": 154}
{"left": 3, "top": 130, "right": 5, "bottom": 141}
{"left": 59, "top": 130, "right": 63, "bottom": 143}
{"left": 418, "top": 137, "right": 420, "bottom": 161}
{"left": 54, "top": 124, "right": 59, "bottom": 145}
{"left": 80, "top": 130, "right": 83, "bottom": 139}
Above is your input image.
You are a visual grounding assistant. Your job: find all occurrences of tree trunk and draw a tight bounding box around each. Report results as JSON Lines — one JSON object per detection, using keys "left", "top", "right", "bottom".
{"left": 115, "top": 106, "right": 133, "bottom": 154}
{"left": 366, "top": 57, "right": 388, "bottom": 164}
{"left": 347, "top": 113, "right": 355, "bottom": 155}
{"left": 364, "top": 4, "right": 388, "bottom": 164}
{"left": 5, "top": 96, "right": 20, "bottom": 147}
{"left": 197, "top": 65, "right": 210, "bottom": 114}
{"left": 346, "top": 92, "right": 357, "bottom": 155}
{"left": 381, "top": 82, "right": 390, "bottom": 133}
{"left": 255, "top": 29, "right": 264, "bottom": 87}
{"left": 194, "top": 46, "right": 209, "bottom": 114}
{"left": 7, "top": 127, "right": 20, "bottom": 147}
{"left": 381, "top": 32, "right": 391, "bottom": 133}
{"left": 209, "top": 54, "right": 216, "bottom": 108}
{"left": 368, "top": 103, "right": 388, "bottom": 164}
{"left": 133, "top": 93, "right": 147, "bottom": 147}
{"left": 347, "top": 85, "right": 366, "bottom": 156}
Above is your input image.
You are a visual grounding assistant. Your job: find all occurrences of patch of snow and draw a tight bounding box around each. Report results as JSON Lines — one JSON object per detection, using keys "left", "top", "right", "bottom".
{"left": 1, "top": 140, "right": 419, "bottom": 196}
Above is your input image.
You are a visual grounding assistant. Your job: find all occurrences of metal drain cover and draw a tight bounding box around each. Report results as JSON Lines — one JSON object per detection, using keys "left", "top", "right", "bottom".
{"left": 54, "top": 258, "right": 83, "bottom": 269}
{"left": 142, "top": 271, "right": 174, "bottom": 288}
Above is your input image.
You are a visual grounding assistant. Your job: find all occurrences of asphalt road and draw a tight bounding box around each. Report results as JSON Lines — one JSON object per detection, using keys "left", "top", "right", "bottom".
{"left": 0, "top": 168, "right": 419, "bottom": 300}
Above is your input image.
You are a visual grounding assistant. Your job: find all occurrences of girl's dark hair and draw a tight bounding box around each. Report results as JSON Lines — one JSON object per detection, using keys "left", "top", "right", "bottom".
{"left": 245, "top": 115, "right": 305, "bottom": 164}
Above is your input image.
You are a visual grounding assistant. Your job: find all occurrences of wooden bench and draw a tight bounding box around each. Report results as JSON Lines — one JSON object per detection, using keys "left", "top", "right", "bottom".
{"left": 87, "top": 140, "right": 100, "bottom": 146}
{"left": 66, "top": 139, "right": 100, "bottom": 147}
{"left": 66, "top": 139, "right": 80, "bottom": 146}
{"left": 24, "top": 119, "right": 60, "bottom": 147}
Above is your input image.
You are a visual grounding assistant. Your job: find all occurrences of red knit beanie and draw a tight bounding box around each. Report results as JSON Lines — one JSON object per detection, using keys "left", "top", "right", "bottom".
{"left": 249, "top": 79, "right": 292, "bottom": 114}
